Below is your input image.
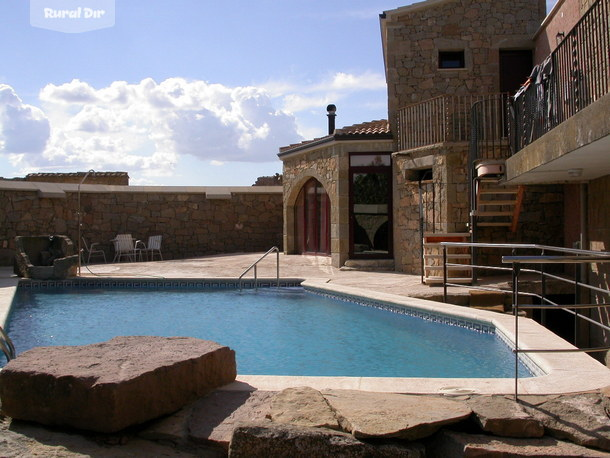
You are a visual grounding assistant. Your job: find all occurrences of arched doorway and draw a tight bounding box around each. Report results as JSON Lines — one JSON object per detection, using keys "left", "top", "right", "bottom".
{"left": 294, "top": 178, "right": 330, "bottom": 255}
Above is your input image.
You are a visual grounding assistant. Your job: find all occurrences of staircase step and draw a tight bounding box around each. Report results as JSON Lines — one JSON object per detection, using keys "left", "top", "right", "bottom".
{"left": 478, "top": 200, "right": 517, "bottom": 206}
{"left": 425, "top": 265, "right": 473, "bottom": 272}
{"left": 477, "top": 222, "right": 512, "bottom": 227}
{"left": 478, "top": 188, "right": 519, "bottom": 195}
{"left": 474, "top": 211, "right": 513, "bottom": 217}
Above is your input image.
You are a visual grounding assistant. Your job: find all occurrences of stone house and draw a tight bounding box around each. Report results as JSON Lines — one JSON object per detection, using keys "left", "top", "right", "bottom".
{"left": 279, "top": 0, "right": 608, "bottom": 355}
{"left": 280, "top": 0, "right": 555, "bottom": 273}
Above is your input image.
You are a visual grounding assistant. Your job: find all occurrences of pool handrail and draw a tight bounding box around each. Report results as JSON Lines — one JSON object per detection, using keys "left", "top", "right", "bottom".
{"left": 238, "top": 246, "right": 280, "bottom": 291}
{"left": 0, "top": 326, "right": 16, "bottom": 362}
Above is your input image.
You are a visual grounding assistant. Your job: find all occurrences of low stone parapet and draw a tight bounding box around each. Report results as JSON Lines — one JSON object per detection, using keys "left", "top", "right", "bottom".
{"left": 0, "top": 336, "right": 236, "bottom": 433}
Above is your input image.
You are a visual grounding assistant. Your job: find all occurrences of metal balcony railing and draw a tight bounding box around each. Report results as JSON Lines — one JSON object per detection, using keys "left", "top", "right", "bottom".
{"left": 396, "top": 93, "right": 509, "bottom": 152}
{"left": 438, "top": 241, "right": 610, "bottom": 401}
{"left": 510, "top": 0, "right": 609, "bottom": 153}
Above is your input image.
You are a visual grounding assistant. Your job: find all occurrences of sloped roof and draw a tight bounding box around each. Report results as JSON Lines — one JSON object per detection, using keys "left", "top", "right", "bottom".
{"left": 335, "top": 119, "right": 391, "bottom": 137}
{"left": 279, "top": 119, "right": 391, "bottom": 156}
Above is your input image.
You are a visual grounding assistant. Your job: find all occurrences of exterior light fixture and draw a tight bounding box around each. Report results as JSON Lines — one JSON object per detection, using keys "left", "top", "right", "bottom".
{"left": 567, "top": 168, "right": 583, "bottom": 178}
{"left": 556, "top": 32, "right": 565, "bottom": 45}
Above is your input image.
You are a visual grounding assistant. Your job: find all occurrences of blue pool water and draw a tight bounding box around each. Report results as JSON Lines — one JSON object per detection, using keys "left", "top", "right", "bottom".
{"left": 5, "top": 287, "right": 532, "bottom": 378}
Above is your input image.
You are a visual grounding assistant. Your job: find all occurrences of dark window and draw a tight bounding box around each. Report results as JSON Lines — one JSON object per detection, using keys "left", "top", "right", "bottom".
{"left": 439, "top": 51, "right": 465, "bottom": 69}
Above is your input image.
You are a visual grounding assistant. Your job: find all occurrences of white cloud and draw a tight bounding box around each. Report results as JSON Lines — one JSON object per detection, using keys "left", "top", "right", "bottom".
{"left": 266, "top": 70, "right": 387, "bottom": 116}
{"left": 2, "top": 78, "right": 302, "bottom": 177}
{"left": 1, "top": 70, "right": 387, "bottom": 180}
{"left": 0, "top": 84, "right": 50, "bottom": 158}
{"left": 326, "top": 72, "right": 386, "bottom": 91}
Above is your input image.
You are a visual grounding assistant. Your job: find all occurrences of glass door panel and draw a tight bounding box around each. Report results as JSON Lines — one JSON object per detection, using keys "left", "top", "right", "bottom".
{"left": 352, "top": 172, "right": 390, "bottom": 256}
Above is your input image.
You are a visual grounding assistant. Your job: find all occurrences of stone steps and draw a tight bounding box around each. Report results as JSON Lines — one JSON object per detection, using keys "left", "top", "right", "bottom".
{"left": 340, "top": 259, "right": 395, "bottom": 271}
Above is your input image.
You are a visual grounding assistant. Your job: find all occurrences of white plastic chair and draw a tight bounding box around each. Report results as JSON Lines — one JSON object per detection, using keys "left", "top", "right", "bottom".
{"left": 135, "top": 235, "right": 163, "bottom": 261}
{"left": 112, "top": 234, "right": 136, "bottom": 262}
{"left": 81, "top": 238, "right": 106, "bottom": 264}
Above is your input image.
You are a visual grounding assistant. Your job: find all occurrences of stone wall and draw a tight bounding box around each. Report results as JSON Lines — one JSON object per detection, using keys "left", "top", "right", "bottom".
{"left": 0, "top": 183, "right": 283, "bottom": 265}
{"left": 382, "top": 0, "right": 545, "bottom": 138}
{"left": 393, "top": 144, "right": 565, "bottom": 274}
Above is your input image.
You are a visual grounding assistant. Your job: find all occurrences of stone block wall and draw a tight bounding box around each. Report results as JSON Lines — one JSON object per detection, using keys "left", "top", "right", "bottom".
{"left": 281, "top": 144, "right": 343, "bottom": 265}
{"left": 0, "top": 183, "right": 283, "bottom": 265}
{"left": 393, "top": 143, "right": 470, "bottom": 273}
{"left": 393, "top": 143, "right": 565, "bottom": 274}
{"left": 382, "top": 0, "right": 545, "bottom": 138}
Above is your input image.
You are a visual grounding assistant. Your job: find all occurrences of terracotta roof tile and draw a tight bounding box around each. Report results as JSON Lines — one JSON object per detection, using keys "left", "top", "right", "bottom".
{"left": 335, "top": 119, "right": 391, "bottom": 136}
{"left": 279, "top": 119, "right": 391, "bottom": 154}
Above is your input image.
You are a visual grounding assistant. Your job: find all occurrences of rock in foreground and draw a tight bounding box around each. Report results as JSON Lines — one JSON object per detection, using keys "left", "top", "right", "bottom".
{"left": 0, "top": 336, "right": 236, "bottom": 433}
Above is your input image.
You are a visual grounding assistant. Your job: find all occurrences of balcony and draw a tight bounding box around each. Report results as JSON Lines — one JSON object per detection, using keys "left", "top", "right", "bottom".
{"left": 396, "top": 93, "right": 511, "bottom": 165}
{"left": 506, "top": 0, "right": 610, "bottom": 184}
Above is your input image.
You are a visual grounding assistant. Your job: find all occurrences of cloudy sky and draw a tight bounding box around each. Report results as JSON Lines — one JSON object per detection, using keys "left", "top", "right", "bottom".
{"left": 0, "top": 0, "right": 558, "bottom": 186}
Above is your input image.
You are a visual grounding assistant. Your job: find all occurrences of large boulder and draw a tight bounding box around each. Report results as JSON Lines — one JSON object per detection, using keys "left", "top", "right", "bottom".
{"left": 322, "top": 390, "right": 472, "bottom": 441}
{"left": 228, "top": 422, "right": 425, "bottom": 458}
{"left": 467, "top": 395, "right": 544, "bottom": 438}
{"left": 427, "top": 430, "right": 609, "bottom": 457}
{"left": 524, "top": 393, "right": 610, "bottom": 451}
{"left": 0, "top": 336, "right": 236, "bottom": 433}
{"left": 269, "top": 386, "right": 341, "bottom": 430}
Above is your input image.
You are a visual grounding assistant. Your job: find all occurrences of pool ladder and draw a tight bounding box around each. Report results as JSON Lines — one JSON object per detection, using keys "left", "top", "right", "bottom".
{"left": 0, "top": 326, "right": 16, "bottom": 362}
{"left": 238, "top": 246, "right": 280, "bottom": 292}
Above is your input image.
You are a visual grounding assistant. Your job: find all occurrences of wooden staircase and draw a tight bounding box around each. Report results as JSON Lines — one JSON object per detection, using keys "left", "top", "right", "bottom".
{"left": 423, "top": 233, "right": 472, "bottom": 285}
{"left": 473, "top": 179, "right": 525, "bottom": 232}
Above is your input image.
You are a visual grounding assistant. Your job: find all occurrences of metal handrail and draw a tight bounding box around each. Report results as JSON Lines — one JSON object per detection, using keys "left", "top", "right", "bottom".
{"left": 438, "top": 241, "right": 610, "bottom": 402}
{"left": 0, "top": 326, "right": 16, "bottom": 362}
{"left": 238, "top": 246, "right": 280, "bottom": 291}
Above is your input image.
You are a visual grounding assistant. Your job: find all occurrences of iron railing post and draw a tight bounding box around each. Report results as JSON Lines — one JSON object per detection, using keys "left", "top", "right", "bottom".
{"left": 513, "top": 263, "right": 521, "bottom": 402}
{"left": 443, "top": 245, "right": 448, "bottom": 303}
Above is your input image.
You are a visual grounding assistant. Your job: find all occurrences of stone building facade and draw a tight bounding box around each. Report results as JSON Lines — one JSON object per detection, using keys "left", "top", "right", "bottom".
{"left": 382, "top": 0, "right": 553, "bottom": 274}
{"left": 279, "top": 121, "right": 392, "bottom": 268}
{"left": 381, "top": 0, "right": 546, "bottom": 139}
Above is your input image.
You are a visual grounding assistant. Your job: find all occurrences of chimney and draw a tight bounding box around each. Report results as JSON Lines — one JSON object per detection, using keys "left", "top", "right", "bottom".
{"left": 326, "top": 104, "right": 336, "bottom": 135}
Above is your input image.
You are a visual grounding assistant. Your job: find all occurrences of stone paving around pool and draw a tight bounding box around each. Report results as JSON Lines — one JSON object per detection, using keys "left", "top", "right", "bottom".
{"left": 1, "top": 384, "right": 609, "bottom": 456}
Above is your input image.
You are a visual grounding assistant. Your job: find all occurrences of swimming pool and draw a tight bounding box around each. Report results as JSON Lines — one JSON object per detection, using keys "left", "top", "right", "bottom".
{"left": 5, "top": 283, "right": 532, "bottom": 378}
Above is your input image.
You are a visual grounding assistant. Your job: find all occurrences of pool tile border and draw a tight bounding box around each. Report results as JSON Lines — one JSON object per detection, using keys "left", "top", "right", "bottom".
{"left": 307, "top": 287, "right": 495, "bottom": 334}
{"left": 16, "top": 277, "right": 304, "bottom": 290}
